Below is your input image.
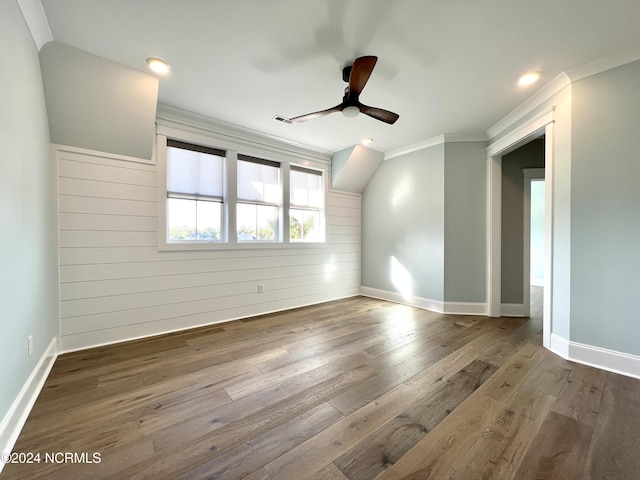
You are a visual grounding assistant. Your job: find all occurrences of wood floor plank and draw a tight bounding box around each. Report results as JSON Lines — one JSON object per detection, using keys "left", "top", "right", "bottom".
{"left": 552, "top": 362, "right": 607, "bottom": 426}
{"left": 176, "top": 402, "right": 342, "bottom": 480}
{"left": 307, "top": 463, "right": 349, "bottom": 480}
{"left": 378, "top": 394, "right": 503, "bottom": 480}
{"left": 150, "top": 350, "right": 374, "bottom": 454}
{"left": 513, "top": 410, "right": 593, "bottom": 480}
{"left": 328, "top": 325, "right": 466, "bottom": 416}
{"left": 519, "top": 348, "right": 572, "bottom": 397}
{"left": 334, "top": 359, "right": 497, "bottom": 480}
{"left": 479, "top": 343, "right": 546, "bottom": 402}
{"left": 264, "top": 384, "right": 419, "bottom": 480}
{"left": 5, "top": 295, "right": 640, "bottom": 480}
{"left": 404, "top": 319, "right": 519, "bottom": 393}
{"left": 445, "top": 388, "right": 556, "bottom": 479}
{"left": 585, "top": 371, "right": 640, "bottom": 479}
{"left": 241, "top": 468, "right": 272, "bottom": 480}
{"left": 226, "top": 350, "right": 373, "bottom": 400}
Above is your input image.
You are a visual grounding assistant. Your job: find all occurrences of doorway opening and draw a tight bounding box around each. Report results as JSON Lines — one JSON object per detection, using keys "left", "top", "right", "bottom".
{"left": 500, "top": 138, "right": 545, "bottom": 318}
{"left": 524, "top": 170, "right": 545, "bottom": 319}
{"left": 486, "top": 106, "right": 555, "bottom": 349}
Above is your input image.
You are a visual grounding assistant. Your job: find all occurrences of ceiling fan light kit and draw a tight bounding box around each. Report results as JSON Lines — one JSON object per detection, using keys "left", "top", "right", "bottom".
{"left": 342, "top": 106, "right": 360, "bottom": 118}
{"left": 288, "top": 55, "right": 399, "bottom": 125}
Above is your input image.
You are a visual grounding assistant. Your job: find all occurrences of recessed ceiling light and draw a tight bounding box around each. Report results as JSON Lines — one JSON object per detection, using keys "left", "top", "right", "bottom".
{"left": 361, "top": 137, "right": 373, "bottom": 145}
{"left": 518, "top": 71, "right": 541, "bottom": 86}
{"left": 146, "top": 57, "right": 171, "bottom": 76}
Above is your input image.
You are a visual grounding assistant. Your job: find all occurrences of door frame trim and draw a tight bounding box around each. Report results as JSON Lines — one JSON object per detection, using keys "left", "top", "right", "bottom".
{"left": 486, "top": 107, "right": 555, "bottom": 349}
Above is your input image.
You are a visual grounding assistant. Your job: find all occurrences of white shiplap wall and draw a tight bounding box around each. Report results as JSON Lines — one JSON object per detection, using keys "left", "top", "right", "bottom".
{"left": 56, "top": 145, "right": 361, "bottom": 352}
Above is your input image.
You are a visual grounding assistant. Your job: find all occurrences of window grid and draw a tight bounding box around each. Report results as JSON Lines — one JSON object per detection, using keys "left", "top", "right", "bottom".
{"left": 161, "top": 137, "right": 326, "bottom": 248}
{"left": 166, "top": 140, "right": 225, "bottom": 243}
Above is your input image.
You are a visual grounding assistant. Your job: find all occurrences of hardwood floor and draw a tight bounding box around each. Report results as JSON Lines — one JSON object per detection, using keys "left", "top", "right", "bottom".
{"left": 4, "top": 291, "right": 640, "bottom": 479}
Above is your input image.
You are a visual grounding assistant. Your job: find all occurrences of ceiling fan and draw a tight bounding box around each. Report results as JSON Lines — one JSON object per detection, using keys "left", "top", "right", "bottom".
{"left": 288, "top": 55, "right": 399, "bottom": 125}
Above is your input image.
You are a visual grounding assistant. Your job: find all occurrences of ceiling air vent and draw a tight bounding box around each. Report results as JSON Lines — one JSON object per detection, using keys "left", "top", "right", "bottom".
{"left": 273, "top": 115, "right": 292, "bottom": 124}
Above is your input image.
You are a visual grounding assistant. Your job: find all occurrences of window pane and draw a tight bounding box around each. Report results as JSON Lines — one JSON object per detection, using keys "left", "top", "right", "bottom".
{"left": 290, "top": 209, "right": 320, "bottom": 242}
{"left": 167, "top": 145, "right": 223, "bottom": 198}
{"left": 168, "top": 198, "right": 196, "bottom": 240}
{"left": 290, "top": 169, "right": 322, "bottom": 207}
{"left": 237, "top": 203, "right": 277, "bottom": 241}
{"left": 168, "top": 198, "right": 221, "bottom": 241}
{"left": 237, "top": 159, "right": 280, "bottom": 204}
{"left": 196, "top": 200, "right": 221, "bottom": 241}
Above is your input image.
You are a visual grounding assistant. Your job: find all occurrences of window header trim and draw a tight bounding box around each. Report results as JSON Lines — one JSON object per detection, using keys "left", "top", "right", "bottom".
{"left": 291, "top": 165, "right": 323, "bottom": 176}
{"left": 167, "top": 139, "right": 225, "bottom": 157}
{"left": 238, "top": 154, "right": 280, "bottom": 169}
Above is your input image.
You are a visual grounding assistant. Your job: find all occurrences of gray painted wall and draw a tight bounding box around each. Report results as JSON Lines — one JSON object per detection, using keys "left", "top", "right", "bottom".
{"left": 362, "top": 141, "right": 488, "bottom": 305}
{"left": 331, "top": 144, "right": 384, "bottom": 194}
{"left": 571, "top": 59, "right": 640, "bottom": 355}
{"left": 443, "top": 142, "right": 487, "bottom": 303}
{"left": 40, "top": 41, "right": 158, "bottom": 160}
{"left": 362, "top": 144, "right": 445, "bottom": 301}
{"left": 501, "top": 139, "right": 545, "bottom": 304}
{"left": 0, "top": 1, "right": 59, "bottom": 423}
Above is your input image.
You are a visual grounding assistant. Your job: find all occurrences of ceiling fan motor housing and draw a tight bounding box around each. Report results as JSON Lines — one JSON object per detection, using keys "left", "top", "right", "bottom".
{"left": 342, "top": 65, "right": 352, "bottom": 83}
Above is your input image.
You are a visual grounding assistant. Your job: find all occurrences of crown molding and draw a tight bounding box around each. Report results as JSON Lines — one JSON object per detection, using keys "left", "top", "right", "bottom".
{"left": 156, "top": 104, "right": 332, "bottom": 164}
{"left": 384, "top": 133, "right": 488, "bottom": 160}
{"left": 486, "top": 72, "right": 571, "bottom": 141}
{"left": 566, "top": 44, "right": 640, "bottom": 82}
{"left": 442, "top": 133, "right": 489, "bottom": 143}
{"left": 17, "top": 0, "right": 53, "bottom": 51}
{"left": 384, "top": 134, "right": 445, "bottom": 160}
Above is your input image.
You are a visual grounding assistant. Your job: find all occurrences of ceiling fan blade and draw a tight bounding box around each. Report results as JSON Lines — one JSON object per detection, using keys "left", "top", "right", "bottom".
{"left": 290, "top": 105, "right": 343, "bottom": 123}
{"left": 348, "top": 56, "right": 377, "bottom": 95}
{"left": 360, "top": 104, "right": 399, "bottom": 125}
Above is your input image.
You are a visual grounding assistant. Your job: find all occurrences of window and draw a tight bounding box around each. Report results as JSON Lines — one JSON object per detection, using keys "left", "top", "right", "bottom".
{"left": 290, "top": 166, "right": 323, "bottom": 242}
{"left": 237, "top": 155, "right": 281, "bottom": 241}
{"left": 159, "top": 134, "right": 326, "bottom": 249}
{"left": 166, "top": 140, "right": 224, "bottom": 242}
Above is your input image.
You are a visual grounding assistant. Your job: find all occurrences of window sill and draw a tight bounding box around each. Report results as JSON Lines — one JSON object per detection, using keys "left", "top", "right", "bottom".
{"left": 158, "top": 241, "right": 327, "bottom": 252}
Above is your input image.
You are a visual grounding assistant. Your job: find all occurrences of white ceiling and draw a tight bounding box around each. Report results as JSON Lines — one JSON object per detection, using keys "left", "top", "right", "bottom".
{"left": 39, "top": 0, "right": 640, "bottom": 154}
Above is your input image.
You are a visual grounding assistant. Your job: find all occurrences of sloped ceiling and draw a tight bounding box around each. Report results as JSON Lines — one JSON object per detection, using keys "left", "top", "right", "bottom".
{"left": 37, "top": 0, "right": 640, "bottom": 154}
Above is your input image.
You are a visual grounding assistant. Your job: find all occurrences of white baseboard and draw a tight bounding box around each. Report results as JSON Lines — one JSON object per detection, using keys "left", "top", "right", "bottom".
{"left": 60, "top": 291, "right": 361, "bottom": 353}
{"left": 443, "top": 301, "right": 487, "bottom": 315}
{"left": 360, "top": 286, "right": 487, "bottom": 316}
{"left": 501, "top": 303, "right": 526, "bottom": 317}
{"left": 549, "top": 332, "right": 570, "bottom": 358}
{"left": 0, "top": 337, "right": 58, "bottom": 473}
{"left": 360, "top": 286, "right": 444, "bottom": 312}
{"left": 361, "top": 288, "right": 640, "bottom": 380}
{"left": 549, "top": 332, "right": 640, "bottom": 380}
{"left": 569, "top": 341, "right": 640, "bottom": 380}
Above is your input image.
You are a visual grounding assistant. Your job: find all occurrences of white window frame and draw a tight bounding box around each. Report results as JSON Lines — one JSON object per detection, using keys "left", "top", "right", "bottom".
{"left": 157, "top": 130, "right": 327, "bottom": 251}
{"left": 289, "top": 165, "right": 325, "bottom": 243}
{"left": 165, "top": 138, "right": 226, "bottom": 244}
{"left": 236, "top": 154, "right": 282, "bottom": 243}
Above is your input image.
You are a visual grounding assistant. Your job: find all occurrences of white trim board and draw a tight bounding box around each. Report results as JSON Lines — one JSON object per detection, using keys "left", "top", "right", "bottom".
{"left": 384, "top": 133, "right": 488, "bottom": 161}
{"left": 156, "top": 104, "right": 332, "bottom": 164}
{"left": 0, "top": 338, "right": 58, "bottom": 472}
{"left": 501, "top": 303, "right": 526, "bottom": 317}
{"left": 17, "top": 0, "right": 53, "bottom": 51}
{"left": 359, "top": 286, "right": 487, "bottom": 316}
{"left": 550, "top": 334, "right": 640, "bottom": 380}
{"left": 485, "top": 106, "right": 556, "bottom": 353}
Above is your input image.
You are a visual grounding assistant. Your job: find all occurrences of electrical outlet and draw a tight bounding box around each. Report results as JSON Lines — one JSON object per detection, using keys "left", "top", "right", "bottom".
{"left": 28, "top": 335, "right": 33, "bottom": 356}
{"left": 258, "top": 283, "right": 264, "bottom": 293}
